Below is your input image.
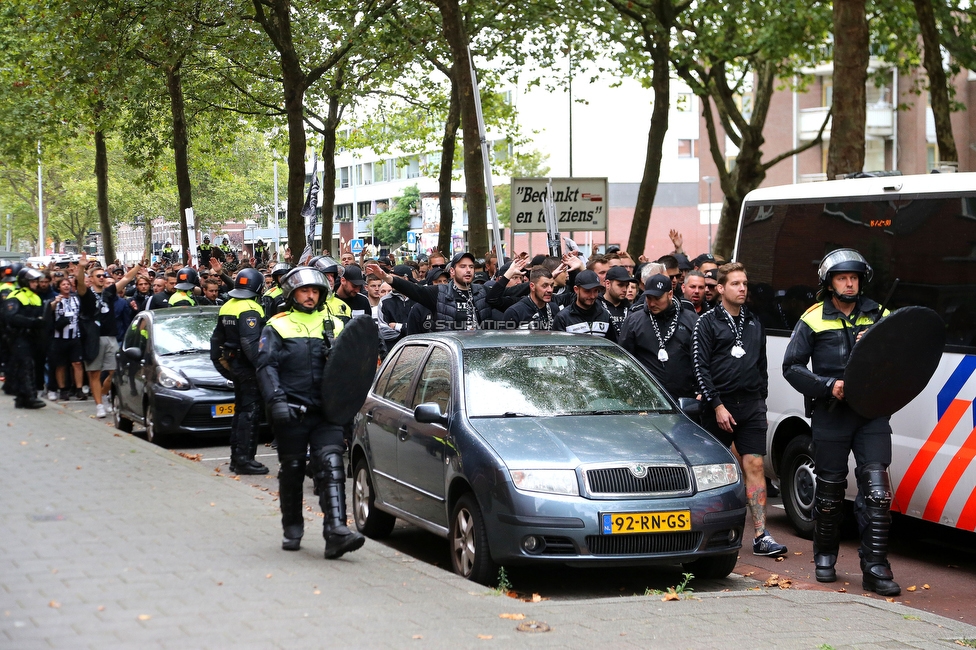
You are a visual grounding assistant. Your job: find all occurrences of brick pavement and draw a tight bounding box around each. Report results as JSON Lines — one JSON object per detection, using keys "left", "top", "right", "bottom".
{"left": 3, "top": 397, "right": 976, "bottom": 649}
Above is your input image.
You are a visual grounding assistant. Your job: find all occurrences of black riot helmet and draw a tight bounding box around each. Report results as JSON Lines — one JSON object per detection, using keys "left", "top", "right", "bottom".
{"left": 203, "top": 235, "right": 210, "bottom": 243}
{"left": 280, "top": 267, "right": 330, "bottom": 313}
{"left": 3, "top": 262, "right": 24, "bottom": 282}
{"left": 817, "top": 248, "right": 873, "bottom": 303}
{"left": 17, "top": 267, "right": 44, "bottom": 288}
{"left": 309, "top": 255, "right": 343, "bottom": 290}
{"left": 228, "top": 267, "right": 264, "bottom": 299}
{"left": 174, "top": 266, "right": 199, "bottom": 291}
{"left": 271, "top": 262, "right": 292, "bottom": 284}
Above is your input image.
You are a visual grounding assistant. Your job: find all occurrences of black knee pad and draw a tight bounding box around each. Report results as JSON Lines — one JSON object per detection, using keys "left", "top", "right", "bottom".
{"left": 859, "top": 463, "right": 892, "bottom": 509}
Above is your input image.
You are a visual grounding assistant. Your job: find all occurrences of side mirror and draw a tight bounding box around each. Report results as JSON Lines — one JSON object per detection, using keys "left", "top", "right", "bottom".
{"left": 414, "top": 402, "right": 447, "bottom": 425}
{"left": 123, "top": 347, "right": 143, "bottom": 361}
{"left": 678, "top": 397, "right": 702, "bottom": 418}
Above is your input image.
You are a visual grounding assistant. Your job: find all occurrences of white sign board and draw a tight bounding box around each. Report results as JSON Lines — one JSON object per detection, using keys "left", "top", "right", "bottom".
{"left": 509, "top": 177, "right": 609, "bottom": 232}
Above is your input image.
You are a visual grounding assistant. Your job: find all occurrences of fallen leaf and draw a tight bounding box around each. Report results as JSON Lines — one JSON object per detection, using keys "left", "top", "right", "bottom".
{"left": 661, "top": 592, "right": 680, "bottom": 601}
{"left": 76, "top": 466, "right": 82, "bottom": 470}
{"left": 137, "top": 614, "right": 151, "bottom": 621}
{"left": 923, "top": 584, "right": 930, "bottom": 590}
{"left": 217, "top": 582, "right": 223, "bottom": 586}
{"left": 477, "top": 634, "right": 493, "bottom": 640}
{"left": 97, "top": 606, "right": 105, "bottom": 611}
{"left": 113, "top": 433, "right": 121, "bottom": 437}
{"left": 209, "top": 502, "right": 215, "bottom": 507}
{"left": 793, "top": 551, "right": 803, "bottom": 555}
{"left": 412, "top": 635, "right": 422, "bottom": 639}
{"left": 313, "top": 590, "right": 321, "bottom": 595}
{"left": 906, "top": 585, "right": 917, "bottom": 592}
{"left": 774, "top": 556, "right": 785, "bottom": 562}
{"left": 885, "top": 597, "right": 896, "bottom": 602}
{"left": 175, "top": 452, "right": 202, "bottom": 462}
{"left": 837, "top": 588, "right": 847, "bottom": 593}
{"left": 49, "top": 601, "right": 60, "bottom": 608}
{"left": 266, "top": 574, "right": 273, "bottom": 579}
{"left": 531, "top": 593, "right": 543, "bottom": 602}
{"left": 20, "top": 441, "right": 27, "bottom": 445}
{"left": 499, "top": 613, "right": 525, "bottom": 620}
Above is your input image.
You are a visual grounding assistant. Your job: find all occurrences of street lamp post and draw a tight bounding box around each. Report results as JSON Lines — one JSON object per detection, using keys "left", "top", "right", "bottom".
{"left": 702, "top": 176, "right": 716, "bottom": 254}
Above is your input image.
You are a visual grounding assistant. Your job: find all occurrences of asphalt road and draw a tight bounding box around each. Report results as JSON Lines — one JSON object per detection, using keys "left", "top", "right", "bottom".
{"left": 163, "top": 430, "right": 976, "bottom": 624}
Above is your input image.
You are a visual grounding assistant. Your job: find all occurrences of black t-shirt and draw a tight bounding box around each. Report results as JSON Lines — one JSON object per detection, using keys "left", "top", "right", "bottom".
{"left": 81, "top": 283, "right": 119, "bottom": 337}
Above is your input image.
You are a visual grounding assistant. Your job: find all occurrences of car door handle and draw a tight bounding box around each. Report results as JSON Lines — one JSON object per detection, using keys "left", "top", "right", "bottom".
{"left": 398, "top": 425, "right": 408, "bottom": 441}
{"left": 365, "top": 410, "right": 374, "bottom": 421}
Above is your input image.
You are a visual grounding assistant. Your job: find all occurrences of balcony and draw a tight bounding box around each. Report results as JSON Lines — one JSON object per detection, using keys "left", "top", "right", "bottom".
{"left": 798, "top": 104, "right": 894, "bottom": 142}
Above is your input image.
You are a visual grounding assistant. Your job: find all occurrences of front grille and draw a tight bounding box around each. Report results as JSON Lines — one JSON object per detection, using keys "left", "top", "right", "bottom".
{"left": 539, "top": 536, "right": 576, "bottom": 556}
{"left": 584, "top": 465, "right": 691, "bottom": 496}
{"left": 181, "top": 403, "right": 231, "bottom": 428}
{"left": 587, "top": 531, "right": 702, "bottom": 556}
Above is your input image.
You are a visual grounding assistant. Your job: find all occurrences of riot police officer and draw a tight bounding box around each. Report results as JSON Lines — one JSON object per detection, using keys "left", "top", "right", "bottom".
{"left": 198, "top": 236, "right": 214, "bottom": 268}
{"left": 3, "top": 268, "right": 47, "bottom": 408}
{"left": 168, "top": 267, "right": 198, "bottom": 307}
{"left": 160, "top": 241, "right": 176, "bottom": 264}
{"left": 256, "top": 267, "right": 364, "bottom": 558}
{"left": 0, "top": 261, "right": 22, "bottom": 391}
{"left": 783, "top": 249, "right": 898, "bottom": 596}
{"left": 253, "top": 239, "right": 269, "bottom": 265}
{"left": 262, "top": 262, "right": 292, "bottom": 317}
{"left": 219, "top": 237, "right": 232, "bottom": 256}
{"left": 309, "top": 256, "right": 352, "bottom": 323}
{"left": 211, "top": 267, "right": 268, "bottom": 475}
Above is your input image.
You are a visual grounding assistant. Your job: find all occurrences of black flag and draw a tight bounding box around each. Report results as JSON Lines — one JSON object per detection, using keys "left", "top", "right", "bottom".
{"left": 300, "top": 153, "right": 319, "bottom": 262}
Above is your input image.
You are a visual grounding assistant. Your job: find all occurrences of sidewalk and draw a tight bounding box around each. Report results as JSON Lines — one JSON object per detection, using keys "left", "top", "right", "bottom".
{"left": 3, "top": 397, "right": 975, "bottom": 649}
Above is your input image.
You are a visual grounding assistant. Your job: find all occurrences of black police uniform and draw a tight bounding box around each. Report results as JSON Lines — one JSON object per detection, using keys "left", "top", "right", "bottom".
{"left": 618, "top": 298, "right": 698, "bottom": 399}
{"left": 211, "top": 295, "right": 267, "bottom": 475}
{"left": 256, "top": 291, "right": 363, "bottom": 558}
{"left": 783, "top": 295, "right": 896, "bottom": 592}
{"left": 3, "top": 283, "right": 46, "bottom": 408}
{"left": 691, "top": 303, "right": 768, "bottom": 452}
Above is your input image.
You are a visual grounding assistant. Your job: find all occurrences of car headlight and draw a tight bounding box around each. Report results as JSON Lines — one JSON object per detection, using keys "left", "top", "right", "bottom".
{"left": 156, "top": 366, "right": 190, "bottom": 390}
{"left": 509, "top": 469, "right": 579, "bottom": 496}
{"left": 693, "top": 463, "right": 739, "bottom": 491}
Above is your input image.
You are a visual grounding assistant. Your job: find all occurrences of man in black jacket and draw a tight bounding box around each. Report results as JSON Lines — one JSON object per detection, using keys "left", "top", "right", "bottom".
{"left": 692, "top": 262, "right": 786, "bottom": 558}
{"left": 366, "top": 252, "right": 497, "bottom": 332}
{"left": 599, "top": 265, "right": 634, "bottom": 333}
{"left": 552, "top": 270, "right": 616, "bottom": 341}
{"left": 618, "top": 274, "right": 697, "bottom": 399}
{"left": 782, "top": 249, "right": 898, "bottom": 596}
{"left": 503, "top": 267, "right": 556, "bottom": 330}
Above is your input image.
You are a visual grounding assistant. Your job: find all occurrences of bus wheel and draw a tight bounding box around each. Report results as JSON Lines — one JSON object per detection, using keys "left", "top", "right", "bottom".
{"left": 781, "top": 434, "right": 816, "bottom": 539}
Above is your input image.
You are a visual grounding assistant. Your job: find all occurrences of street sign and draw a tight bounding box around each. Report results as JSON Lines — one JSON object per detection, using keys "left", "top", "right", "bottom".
{"left": 509, "top": 177, "right": 609, "bottom": 232}
{"left": 350, "top": 239, "right": 364, "bottom": 254}
{"left": 406, "top": 231, "right": 417, "bottom": 245}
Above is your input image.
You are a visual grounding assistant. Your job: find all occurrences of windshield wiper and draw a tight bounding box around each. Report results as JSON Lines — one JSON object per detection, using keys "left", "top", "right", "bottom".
{"left": 161, "top": 348, "right": 208, "bottom": 356}
{"left": 574, "top": 408, "right": 669, "bottom": 415}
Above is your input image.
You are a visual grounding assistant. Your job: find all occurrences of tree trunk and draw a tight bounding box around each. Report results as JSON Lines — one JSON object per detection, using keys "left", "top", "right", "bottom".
{"left": 434, "top": 0, "right": 487, "bottom": 256}
{"left": 437, "top": 77, "right": 461, "bottom": 256}
{"left": 283, "top": 66, "right": 308, "bottom": 259}
{"left": 320, "top": 69, "right": 344, "bottom": 256}
{"left": 94, "top": 130, "right": 115, "bottom": 264}
{"left": 826, "top": 0, "right": 869, "bottom": 179}
{"left": 627, "top": 35, "right": 670, "bottom": 256}
{"left": 914, "top": 0, "right": 957, "bottom": 164}
{"left": 165, "top": 63, "right": 193, "bottom": 263}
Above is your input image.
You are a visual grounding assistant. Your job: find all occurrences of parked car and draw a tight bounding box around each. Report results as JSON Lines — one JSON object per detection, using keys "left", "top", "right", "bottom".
{"left": 112, "top": 306, "right": 240, "bottom": 445}
{"left": 350, "top": 331, "right": 746, "bottom": 584}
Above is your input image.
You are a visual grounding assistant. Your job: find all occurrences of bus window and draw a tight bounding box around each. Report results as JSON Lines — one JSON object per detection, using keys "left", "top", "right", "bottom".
{"left": 736, "top": 194, "right": 976, "bottom": 352}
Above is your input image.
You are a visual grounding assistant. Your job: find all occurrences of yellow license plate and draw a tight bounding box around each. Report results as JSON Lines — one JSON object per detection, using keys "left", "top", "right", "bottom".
{"left": 212, "top": 403, "right": 235, "bottom": 418}
{"left": 601, "top": 510, "right": 691, "bottom": 535}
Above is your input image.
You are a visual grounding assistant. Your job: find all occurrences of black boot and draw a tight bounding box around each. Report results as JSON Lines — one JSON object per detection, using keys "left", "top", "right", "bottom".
{"left": 859, "top": 464, "right": 901, "bottom": 596}
{"left": 236, "top": 400, "right": 269, "bottom": 474}
{"left": 15, "top": 395, "right": 46, "bottom": 409}
{"left": 317, "top": 451, "right": 364, "bottom": 559}
{"left": 278, "top": 458, "right": 305, "bottom": 551}
{"left": 813, "top": 477, "right": 846, "bottom": 583}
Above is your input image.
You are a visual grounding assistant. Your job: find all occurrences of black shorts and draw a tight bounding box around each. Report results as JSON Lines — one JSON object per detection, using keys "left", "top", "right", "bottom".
{"left": 702, "top": 397, "right": 768, "bottom": 456}
{"left": 48, "top": 337, "right": 83, "bottom": 367}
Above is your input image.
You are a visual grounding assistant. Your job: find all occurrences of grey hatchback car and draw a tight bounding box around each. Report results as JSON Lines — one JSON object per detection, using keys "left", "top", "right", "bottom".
{"left": 350, "top": 331, "right": 746, "bottom": 584}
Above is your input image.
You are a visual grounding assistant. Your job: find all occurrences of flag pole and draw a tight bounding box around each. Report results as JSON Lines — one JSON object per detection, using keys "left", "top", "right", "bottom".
{"left": 467, "top": 45, "right": 505, "bottom": 264}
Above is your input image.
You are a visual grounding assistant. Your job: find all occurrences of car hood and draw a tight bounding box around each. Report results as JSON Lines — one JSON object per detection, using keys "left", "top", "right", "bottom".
{"left": 158, "top": 352, "right": 229, "bottom": 386}
{"left": 469, "top": 413, "right": 727, "bottom": 469}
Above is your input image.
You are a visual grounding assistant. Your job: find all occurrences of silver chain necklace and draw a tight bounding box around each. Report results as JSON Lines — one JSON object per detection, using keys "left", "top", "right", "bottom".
{"left": 648, "top": 298, "right": 681, "bottom": 362}
{"left": 719, "top": 303, "right": 746, "bottom": 358}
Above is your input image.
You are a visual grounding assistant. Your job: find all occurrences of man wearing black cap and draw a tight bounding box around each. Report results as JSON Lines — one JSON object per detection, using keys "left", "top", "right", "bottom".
{"left": 600, "top": 266, "right": 634, "bottom": 332}
{"left": 335, "top": 265, "right": 370, "bottom": 320}
{"left": 552, "top": 270, "right": 616, "bottom": 340}
{"left": 618, "top": 274, "right": 698, "bottom": 399}
{"left": 366, "top": 252, "right": 496, "bottom": 332}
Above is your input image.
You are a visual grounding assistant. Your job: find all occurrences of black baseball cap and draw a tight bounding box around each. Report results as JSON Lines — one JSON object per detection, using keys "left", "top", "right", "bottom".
{"left": 448, "top": 252, "right": 476, "bottom": 268}
{"left": 606, "top": 266, "right": 636, "bottom": 283}
{"left": 343, "top": 265, "right": 365, "bottom": 286}
{"left": 574, "top": 270, "right": 602, "bottom": 289}
{"left": 392, "top": 264, "right": 413, "bottom": 278}
{"left": 425, "top": 267, "right": 450, "bottom": 283}
{"left": 693, "top": 253, "right": 716, "bottom": 268}
{"left": 675, "top": 253, "right": 693, "bottom": 271}
{"left": 643, "top": 274, "right": 672, "bottom": 298}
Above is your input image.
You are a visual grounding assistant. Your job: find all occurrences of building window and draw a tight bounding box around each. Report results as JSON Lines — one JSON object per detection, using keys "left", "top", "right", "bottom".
{"left": 335, "top": 204, "right": 353, "bottom": 221}
{"left": 677, "top": 139, "right": 696, "bottom": 158}
{"left": 358, "top": 201, "right": 372, "bottom": 218}
{"left": 927, "top": 144, "right": 938, "bottom": 172}
{"left": 675, "top": 93, "right": 693, "bottom": 112}
{"left": 338, "top": 166, "right": 350, "bottom": 189}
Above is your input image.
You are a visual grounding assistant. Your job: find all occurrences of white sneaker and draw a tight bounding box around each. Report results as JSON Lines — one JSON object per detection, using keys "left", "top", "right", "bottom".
{"left": 96, "top": 403, "right": 106, "bottom": 418}
{"left": 104, "top": 401, "right": 114, "bottom": 414}
{"left": 82, "top": 385, "right": 90, "bottom": 395}
{"left": 47, "top": 391, "right": 58, "bottom": 401}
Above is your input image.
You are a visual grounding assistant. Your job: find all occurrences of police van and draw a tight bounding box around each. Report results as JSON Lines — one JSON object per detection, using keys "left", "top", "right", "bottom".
{"left": 733, "top": 172, "right": 976, "bottom": 537}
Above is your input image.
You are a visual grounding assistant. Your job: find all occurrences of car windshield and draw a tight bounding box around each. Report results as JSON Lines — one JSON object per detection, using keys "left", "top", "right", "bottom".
{"left": 463, "top": 345, "right": 672, "bottom": 417}
{"left": 153, "top": 314, "right": 214, "bottom": 356}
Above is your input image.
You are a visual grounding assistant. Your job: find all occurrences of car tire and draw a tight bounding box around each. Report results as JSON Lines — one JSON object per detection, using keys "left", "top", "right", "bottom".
{"left": 144, "top": 401, "right": 166, "bottom": 446}
{"left": 682, "top": 550, "right": 739, "bottom": 580}
{"left": 781, "top": 434, "right": 816, "bottom": 539}
{"left": 449, "top": 493, "right": 497, "bottom": 585}
{"left": 112, "top": 391, "right": 133, "bottom": 433}
{"left": 352, "top": 459, "right": 396, "bottom": 539}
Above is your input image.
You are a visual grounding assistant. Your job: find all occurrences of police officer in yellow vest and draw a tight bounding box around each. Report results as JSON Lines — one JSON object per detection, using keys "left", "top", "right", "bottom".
{"left": 261, "top": 262, "right": 291, "bottom": 317}
{"left": 256, "top": 267, "right": 364, "bottom": 558}
{"left": 160, "top": 241, "right": 176, "bottom": 264}
{"left": 3, "top": 267, "right": 47, "bottom": 409}
{"left": 253, "top": 239, "right": 269, "bottom": 265}
{"left": 0, "top": 262, "right": 22, "bottom": 392}
{"left": 309, "top": 256, "right": 352, "bottom": 323}
{"left": 219, "top": 237, "right": 232, "bottom": 255}
{"left": 210, "top": 267, "right": 268, "bottom": 475}
{"left": 783, "top": 249, "right": 898, "bottom": 596}
{"left": 198, "top": 236, "right": 214, "bottom": 267}
{"left": 168, "top": 267, "right": 198, "bottom": 307}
